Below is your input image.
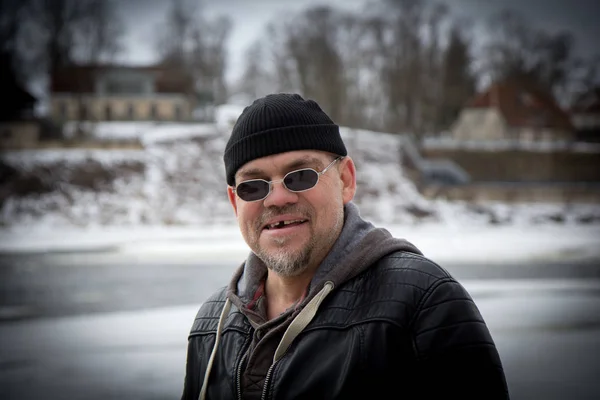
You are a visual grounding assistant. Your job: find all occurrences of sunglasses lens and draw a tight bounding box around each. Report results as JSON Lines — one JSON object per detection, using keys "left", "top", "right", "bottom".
{"left": 236, "top": 180, "right": 269, "bottom": 201}
{"left": 284, "top": 169, "right": 319, "bottom": 191}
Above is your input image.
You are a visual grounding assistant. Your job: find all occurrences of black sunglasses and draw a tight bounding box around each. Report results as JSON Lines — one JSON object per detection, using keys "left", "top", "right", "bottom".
{"left": 232, "top": 157, "right": 344, "bottom": 202}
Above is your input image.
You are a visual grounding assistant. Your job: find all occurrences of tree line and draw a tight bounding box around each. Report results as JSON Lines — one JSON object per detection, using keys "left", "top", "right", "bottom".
{"left": 237, "top": 0, "right": 598, "bottom": 135}
{"left": 1, "top": 0, "right": 598, "bottom": 135}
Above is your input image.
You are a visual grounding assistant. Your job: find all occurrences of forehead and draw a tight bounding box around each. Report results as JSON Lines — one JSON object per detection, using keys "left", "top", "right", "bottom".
{"left": 235, "top": 150, "right": 330, "bottom": 180}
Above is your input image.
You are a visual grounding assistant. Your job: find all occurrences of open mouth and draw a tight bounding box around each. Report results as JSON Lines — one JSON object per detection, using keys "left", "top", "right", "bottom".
{"left": 264, "top": 219, "right": 308, "bottom": 230}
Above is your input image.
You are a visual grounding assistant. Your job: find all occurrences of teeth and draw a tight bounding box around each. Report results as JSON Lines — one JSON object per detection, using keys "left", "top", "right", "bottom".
{"left": 267, "top": 220, "right": 304, "bottom": 229}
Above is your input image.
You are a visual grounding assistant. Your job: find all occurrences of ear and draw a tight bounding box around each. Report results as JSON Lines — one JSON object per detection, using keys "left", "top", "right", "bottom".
{"left": 339, "top": 157, "right": 356, "bottom": 204}
{"left": 227, "top": 186, "right": 238, "bottom": 216}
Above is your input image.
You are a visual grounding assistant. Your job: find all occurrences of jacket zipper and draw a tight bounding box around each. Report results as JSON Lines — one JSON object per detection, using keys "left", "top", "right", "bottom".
{"left": 260, "top": 362, "right": 276, "bottom": 400}
{"left": 236, "top": 336, "right": 252, "bottom": 400}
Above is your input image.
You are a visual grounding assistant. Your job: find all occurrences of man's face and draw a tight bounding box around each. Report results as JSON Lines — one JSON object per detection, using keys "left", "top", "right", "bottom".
{"left": 228, "top": 150, "right": 356, "bottom": 277}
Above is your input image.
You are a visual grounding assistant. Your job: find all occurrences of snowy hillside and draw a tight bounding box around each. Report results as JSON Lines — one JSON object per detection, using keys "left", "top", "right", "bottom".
{"left": 1, "top": 120, "right": 599, "bottom": 228}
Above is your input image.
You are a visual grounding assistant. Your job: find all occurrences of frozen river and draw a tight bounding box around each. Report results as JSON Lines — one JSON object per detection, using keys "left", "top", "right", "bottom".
{"left": 0, "top": 253, "right": 599, "bottom": 399}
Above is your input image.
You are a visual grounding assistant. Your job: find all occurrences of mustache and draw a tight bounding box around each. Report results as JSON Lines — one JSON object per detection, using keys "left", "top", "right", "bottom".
{"left": 257, "top": 205, "right": 312, "bottom": 228}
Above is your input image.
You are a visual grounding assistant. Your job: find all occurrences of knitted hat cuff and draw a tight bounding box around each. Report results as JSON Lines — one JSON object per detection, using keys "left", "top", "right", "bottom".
{"left": 225, "top": 123, "right": 346, "bottom": 186}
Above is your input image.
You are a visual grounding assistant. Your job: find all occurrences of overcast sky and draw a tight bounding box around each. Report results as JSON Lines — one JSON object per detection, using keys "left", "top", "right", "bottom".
{"left": 115, "top": 0, "right": 600, "bottom": 83}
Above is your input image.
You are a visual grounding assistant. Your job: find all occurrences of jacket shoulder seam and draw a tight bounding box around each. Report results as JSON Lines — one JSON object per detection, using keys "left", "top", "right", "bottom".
{"left": 385, "top": 253, "right": 451, "bottom": 275}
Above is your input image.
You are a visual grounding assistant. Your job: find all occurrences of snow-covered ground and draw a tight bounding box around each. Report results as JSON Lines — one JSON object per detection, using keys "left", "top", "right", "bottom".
{"left": 1, "top": 110, "right": 599, "bottom": 261}
{"left": 3, "top": 122, "right": 599, "bottom": 226}
{"left": 1, "top": 221, "right": 599, "bottom": 265}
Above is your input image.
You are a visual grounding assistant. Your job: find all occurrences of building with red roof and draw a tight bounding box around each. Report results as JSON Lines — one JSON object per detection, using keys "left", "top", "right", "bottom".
{"left": 450, "top": 79, "right": 575, "bottom": 142}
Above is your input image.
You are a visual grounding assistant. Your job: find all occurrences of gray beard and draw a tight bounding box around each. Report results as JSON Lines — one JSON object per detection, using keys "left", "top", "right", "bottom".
{"left": 257, "top": 235, "right": 316, "bottom": 278}
{"left": 256, "top": 206, "right": 344, "bottom": 277}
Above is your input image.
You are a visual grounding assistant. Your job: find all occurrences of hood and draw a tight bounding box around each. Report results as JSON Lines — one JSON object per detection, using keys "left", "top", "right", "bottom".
{"left": 227, "top": 201, "right": 422, "bottom": 314}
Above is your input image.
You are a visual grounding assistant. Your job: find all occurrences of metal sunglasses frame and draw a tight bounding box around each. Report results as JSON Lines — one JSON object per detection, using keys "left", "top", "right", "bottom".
{"left": 232, "top": 156, "right": 345, "bottom": 202}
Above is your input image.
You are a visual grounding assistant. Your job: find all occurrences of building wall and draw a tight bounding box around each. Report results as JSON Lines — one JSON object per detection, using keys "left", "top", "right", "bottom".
{"left": 421, "top": 183, "right": 600, "bottom": 204}
{"left": 421, "top": 148, "right": 600, "bottom": 183}
{"left": 0, "top": 121, "right": 40, "bottom": 149}
{"left": 451, "top": 108, "right": 507, "bottom": 140}
{"left": 452, "top": 107, "right": 575, "bottom": 142}
{"left": 518, "top": 127, "right": 574, "bottom": 142}
{"left": 572, "top": 113, "right": 600, "bottom": 130}
{"left": 50, "top": 95, "right": 192, "bottom": 122}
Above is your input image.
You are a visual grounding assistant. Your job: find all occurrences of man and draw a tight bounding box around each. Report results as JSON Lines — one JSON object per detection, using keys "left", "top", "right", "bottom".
{"left": 181, "top": 93, "right": 510, "bottom": 400}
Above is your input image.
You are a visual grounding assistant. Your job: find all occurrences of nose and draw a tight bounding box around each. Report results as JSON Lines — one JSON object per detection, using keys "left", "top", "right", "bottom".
{"left": 263, "top": 180, "right": 298, "bottom": 208}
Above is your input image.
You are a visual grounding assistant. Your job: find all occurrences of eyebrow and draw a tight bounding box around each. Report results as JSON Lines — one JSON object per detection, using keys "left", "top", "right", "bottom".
{"left": 236, "top": 156, "right": 325, "bottom": 181}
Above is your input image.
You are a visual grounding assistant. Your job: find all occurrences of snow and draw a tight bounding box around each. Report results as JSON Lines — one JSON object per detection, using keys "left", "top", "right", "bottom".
{"left": 1, "top": 148, "right": 146, "bottom": 168}
{"left": 63, "top": 121, "right": 155, "bottom": 140}
{"left": 62, "top": 121, "right": 222, "bottom": 143}
{"left": 1, "top": 222, "right": 598, "bottom": 265}
{"left": 2, "top": 106, "right": 600, "bottom": 263}
{"left": 214, "top": 103, "right": 245, "bottom": 129}
{"left": 142, "top": 123, "right": 221, "bottom": 145}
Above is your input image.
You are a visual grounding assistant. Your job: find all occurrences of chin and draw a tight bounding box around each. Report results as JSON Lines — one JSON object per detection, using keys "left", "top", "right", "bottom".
{"left": 262, "top": 250, "right": 312, "bottom": 277}
{"left": 259, "top": 239, "right": 313, "bottom": 267}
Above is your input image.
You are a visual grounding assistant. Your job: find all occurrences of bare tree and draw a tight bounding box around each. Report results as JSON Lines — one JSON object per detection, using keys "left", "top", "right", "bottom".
{"left": 286, "top": 7, "right": 347, "bottom": 121}
{"left": 0, "top": 0, "right": 33, "bottom": 84}
{"left": 1, "top": 0, "right": 123, "bottom": 135}
{"left": 358, "top": 0, "right": 458, "bottom": 139}
{"left": 156, "top": 0, "right": 232, "bottom": 105}
{"left": 263, "top": 19, "right": 297, "bottom": 93}
{"left": 250, "top": 7, "right": 348, "bottom": 122}
{"left": 365, "top": 0, "right": 426, "bottom": 135}
{"left": 74, "top": 0, "right": 124, "bottom": 64}
{"left": 477, "top": 8, "right": 584, "bottom": 104}
{"left": 190, "top": 15, "right": 232, "bottom": 104}
{"left": 559, "top": 54, "right": 600, "bottom": 108}
{"left": 0, "top": 0, "right": 36, "bottom": 121}
{"left": 230, "top": 0, "right": 468, "bottom": 135}
{"left": 438, "top": 24, "right": 476, "bottom": 131}
{"left": 28, "top": 0, "right": 122, "bottom": 74}
{"left": 155, "top": 0, "right": 198, "bottom": 65}
{"left": 0, "top": 0, "right": 29, "bottom": 53}
{"left": 419, "top": 2, "right": 449, "bottom": 135}
{"left": 29, "top": 0, "right": 82, "bottom": 74}
{"left": 334, "top": 11, "right": 378, "bottom": 129}
{"left": 237, "top": 40, "right": 275, "bottom": 100}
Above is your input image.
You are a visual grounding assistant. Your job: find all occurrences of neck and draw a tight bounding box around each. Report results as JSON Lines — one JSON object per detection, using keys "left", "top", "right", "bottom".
{"left": 264, "top": 268, "right": 314, "bottom": 319}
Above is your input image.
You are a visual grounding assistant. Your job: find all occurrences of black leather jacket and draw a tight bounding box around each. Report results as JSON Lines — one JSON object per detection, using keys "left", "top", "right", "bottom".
{"left": 181, "top": 250, "right": 510, "bottom": 400}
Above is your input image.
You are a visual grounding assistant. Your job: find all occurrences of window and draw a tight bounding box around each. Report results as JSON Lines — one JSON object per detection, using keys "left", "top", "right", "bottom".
{"left": 79, "top": 103, "right": 88, "bottom": 120}
{"left": 105, "top": 79, "right": 145, "bottom": 95}
{"left": 105, "top": 104, "right": 113, "bottom": 121}
{"left": 58, "top": 101, "right": 68, "bottom": 119}
{"left": 1, "top": 128, "right": 12, "bottom": 139}
{"left": 127, "top": 103, "right": 135, "bottom": 120}
{"left": 174, "top": 103, "right": 182, "bottom": 120}
{"left": 150, "top": 103, "right": 158, "bottom": 120}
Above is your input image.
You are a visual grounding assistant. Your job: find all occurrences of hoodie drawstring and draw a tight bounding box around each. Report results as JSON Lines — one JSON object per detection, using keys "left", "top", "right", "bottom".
{"left": 198, "top": 281, "right": 335, "bottom": 399}
{"left": 199, "top": 297, "right": 231, "bottom": 400}
{"left": 273, "top": 281, "right": 334, "bottom": 362}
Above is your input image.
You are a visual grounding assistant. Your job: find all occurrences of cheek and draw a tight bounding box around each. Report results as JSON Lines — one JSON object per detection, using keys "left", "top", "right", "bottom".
{"left": 237, "top": 204, "right": 261, "bottom": 229}
{"left": 320, "top": 180, "right": 343, "bottom": 200}
{"left": 307, "top": 188, "right": 340, "bottom": 213}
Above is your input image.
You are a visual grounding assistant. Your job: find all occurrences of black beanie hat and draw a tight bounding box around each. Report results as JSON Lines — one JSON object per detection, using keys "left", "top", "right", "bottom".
{"left": 224, "top": 93, "right": 347, "bottom": 186}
